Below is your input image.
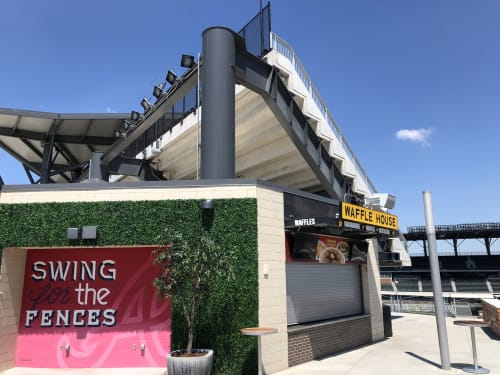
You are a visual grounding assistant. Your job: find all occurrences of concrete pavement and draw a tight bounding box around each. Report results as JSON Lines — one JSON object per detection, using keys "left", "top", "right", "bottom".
{"left": 274, "top": 313, "right": 500, "bottom": 375}
{"left": 2, "top": 313, "right": 499, "bottom": 374}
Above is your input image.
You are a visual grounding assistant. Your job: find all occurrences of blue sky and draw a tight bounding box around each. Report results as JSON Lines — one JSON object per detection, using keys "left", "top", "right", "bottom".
{"left": 1, "top": 0, "right": 499, "bottom": 234}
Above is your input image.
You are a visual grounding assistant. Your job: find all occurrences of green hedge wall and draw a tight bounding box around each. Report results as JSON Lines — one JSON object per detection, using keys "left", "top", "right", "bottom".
{"left": 0, "top": 198, "right": 258, "bottom": 374}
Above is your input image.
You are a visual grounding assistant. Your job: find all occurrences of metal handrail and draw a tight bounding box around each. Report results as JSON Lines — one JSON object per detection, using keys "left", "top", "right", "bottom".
{"left": 270, "top": 32, "right": 376, "bottom": 194}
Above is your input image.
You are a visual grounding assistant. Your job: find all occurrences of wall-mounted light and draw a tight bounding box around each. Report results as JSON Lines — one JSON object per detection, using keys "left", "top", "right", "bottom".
{"left": 67, "top": 226, "right": 97, "bottom": 240}
{"left": 201, "top": 199, "right": 213, "bottom": 210}
{"left": 140, "top": 98, "right": 152, "bottom": 112}
{"left": 82, "top": 226, "right": 98, "bottom": 240}
{"left": 166, "top": 70, "right": 177, "bottom": 85}
{"left": 181, "top": 54, "right": 196, "bottom": 68}
{"left": 67, "top": 228, "right": 79, "bottom": 240}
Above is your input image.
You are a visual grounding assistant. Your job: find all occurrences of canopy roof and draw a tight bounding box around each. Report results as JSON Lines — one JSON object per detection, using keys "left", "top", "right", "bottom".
{"left": 0, "top": 108, "right": 128, "bottom": 183}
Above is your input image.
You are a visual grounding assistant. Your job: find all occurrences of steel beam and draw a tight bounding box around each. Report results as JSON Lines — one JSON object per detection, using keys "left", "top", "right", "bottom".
{"left": 233, "top": 48, "right": 346, "bottom": 199}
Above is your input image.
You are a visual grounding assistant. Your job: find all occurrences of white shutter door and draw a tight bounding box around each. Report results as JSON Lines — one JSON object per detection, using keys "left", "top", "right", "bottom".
{"left": 286, "top": 263, "right": 363, "bottom": 325}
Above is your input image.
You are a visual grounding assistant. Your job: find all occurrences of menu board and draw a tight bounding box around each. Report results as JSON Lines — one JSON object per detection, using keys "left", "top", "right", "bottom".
{"left": 291, "top": 232, "right": 368, "bottom": 264}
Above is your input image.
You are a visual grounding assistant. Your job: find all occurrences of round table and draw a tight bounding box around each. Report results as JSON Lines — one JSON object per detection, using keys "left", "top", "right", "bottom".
{"left": 453, "top": 320, "right": 490, "bottom": 374}
{"left": 240, "top": 327, "right": 278, "bottom": 375}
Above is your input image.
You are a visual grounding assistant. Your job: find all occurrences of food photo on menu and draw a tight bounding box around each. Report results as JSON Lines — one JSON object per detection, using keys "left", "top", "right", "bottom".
{"left": 291, "top": 232, "right": 368, "bottom": 264}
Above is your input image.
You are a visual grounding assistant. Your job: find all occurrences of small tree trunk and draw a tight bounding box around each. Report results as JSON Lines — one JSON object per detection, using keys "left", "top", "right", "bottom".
{"left": 187, "top": 323, "right": 193, "bottom": 355}
{"left": 187, "top": 293, "right": 197, "bottom": 354}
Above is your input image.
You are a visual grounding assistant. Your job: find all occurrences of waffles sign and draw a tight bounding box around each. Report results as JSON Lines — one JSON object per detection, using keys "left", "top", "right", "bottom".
{"left": 341, "top": 202, "right": 398, "bottom": 230}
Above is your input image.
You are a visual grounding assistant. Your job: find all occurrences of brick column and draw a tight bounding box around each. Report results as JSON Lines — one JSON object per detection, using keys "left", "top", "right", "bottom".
{"left": 256, "top": 188, "right": 288, "bottom": 374}
{"left": 361, "top": 239, "right": 384, "bottom": 341}
{"left": 0, "top": 248, "right": 27, "bottom": 371}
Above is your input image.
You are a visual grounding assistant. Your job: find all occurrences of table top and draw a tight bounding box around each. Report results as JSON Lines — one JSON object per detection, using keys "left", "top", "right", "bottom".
{"left": 453, "top": 320, "right": 490, "bottom": 328}
{"left": 240, "top": 327, "right": 278, "bottom": 336}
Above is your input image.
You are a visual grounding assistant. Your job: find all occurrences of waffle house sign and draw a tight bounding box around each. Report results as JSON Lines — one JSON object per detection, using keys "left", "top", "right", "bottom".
{"left": 341, "top": 202, "right": 398, "bottom": 231}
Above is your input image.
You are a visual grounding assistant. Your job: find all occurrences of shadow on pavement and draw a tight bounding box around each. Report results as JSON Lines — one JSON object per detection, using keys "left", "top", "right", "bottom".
{"left": 481, "top": 327, "right": 500, "bottom": 341}
{"left": 405, "top": 351, "right": 440, "bottom": 369}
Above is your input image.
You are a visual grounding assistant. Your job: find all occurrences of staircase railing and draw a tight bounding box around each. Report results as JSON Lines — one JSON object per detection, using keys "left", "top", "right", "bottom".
{"left": 270, "top": 32, "right": 376, "bottom": 194}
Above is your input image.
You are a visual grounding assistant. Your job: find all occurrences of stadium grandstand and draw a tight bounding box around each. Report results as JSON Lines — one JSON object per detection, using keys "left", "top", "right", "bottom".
{"left": 382, "top": 222, "right": 500, "bottom": 317}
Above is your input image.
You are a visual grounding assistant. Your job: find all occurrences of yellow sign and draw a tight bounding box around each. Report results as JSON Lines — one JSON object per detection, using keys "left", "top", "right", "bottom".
{"left": 341, "top": 202, "right": 398, "bottom": 230}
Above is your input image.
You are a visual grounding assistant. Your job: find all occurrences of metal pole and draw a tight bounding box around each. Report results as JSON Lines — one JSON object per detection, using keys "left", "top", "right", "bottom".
{"left": 423, "top": 191, "right": 451, "bottom": 370}
{"left": 259, "top": 0, "right": 264, "bottom": 56}
{"left": 470, "top": 327, "right": 479, "bottom": 371}
{"left": 258, "top": 336, "right": 263, "bottom": 375}
{"left": 196, "top": 52, "right": 201, "bottom": 180}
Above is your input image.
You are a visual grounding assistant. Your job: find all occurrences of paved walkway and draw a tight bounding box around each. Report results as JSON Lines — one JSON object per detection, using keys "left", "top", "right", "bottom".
{"left": 2, "top": 313, "right": 499, "bottom": 374}
{"left": 274, "top": 313, "right": 500, "bottom": 375}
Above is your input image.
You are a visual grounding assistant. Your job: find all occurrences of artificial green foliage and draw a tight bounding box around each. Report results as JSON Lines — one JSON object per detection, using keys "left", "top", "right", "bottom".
{"left": 0, "top": 198, "right": 258, "bottom": 374}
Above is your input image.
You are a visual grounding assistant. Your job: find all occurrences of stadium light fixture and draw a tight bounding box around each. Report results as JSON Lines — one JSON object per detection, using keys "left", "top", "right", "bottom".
{"left": 181, "top": 54, "right": 196, "bottom": 68}
{"left": 166, "top": 70, "right": 178, "bottom": 85}
{"left": 130, "top": 110, "right": 142, "bottom": 122}
{"left": 140, "top": 97, "right": 152, "bottom": 112}
{"left": 153, "top": 82, "right": 166, "bottom": 99}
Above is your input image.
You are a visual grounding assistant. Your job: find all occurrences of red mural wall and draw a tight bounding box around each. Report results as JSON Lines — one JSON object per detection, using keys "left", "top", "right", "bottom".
{"left": 16, "top": 247, "right": 171, "bottom": 368}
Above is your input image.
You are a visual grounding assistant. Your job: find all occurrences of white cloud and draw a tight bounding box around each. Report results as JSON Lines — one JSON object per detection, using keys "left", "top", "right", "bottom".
{"left": 105, "top": 106, "right": 117, "bottom": 113}
{"left": 395, "top": 128, "right": 433, "bottom": 146}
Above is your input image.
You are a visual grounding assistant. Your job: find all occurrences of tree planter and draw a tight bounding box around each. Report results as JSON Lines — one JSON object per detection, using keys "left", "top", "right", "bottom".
{"left": 167, "top": 349, "right": 213, "bottom": 375}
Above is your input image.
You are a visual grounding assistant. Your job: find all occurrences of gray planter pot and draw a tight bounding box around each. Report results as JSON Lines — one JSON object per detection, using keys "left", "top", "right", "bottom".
{"left": 167, "top": 349, "right": 213, "bottom": 375}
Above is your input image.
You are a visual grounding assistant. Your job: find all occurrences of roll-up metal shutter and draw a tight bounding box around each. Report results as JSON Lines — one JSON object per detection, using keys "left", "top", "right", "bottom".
{"left": 286, "top": 263, "right": 362, "bottom": 325}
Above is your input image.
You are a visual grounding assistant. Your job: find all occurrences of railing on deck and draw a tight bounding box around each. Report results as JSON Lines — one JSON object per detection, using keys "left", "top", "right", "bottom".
{"left": 270, "top": 32, "right": 376, "bottom": 194}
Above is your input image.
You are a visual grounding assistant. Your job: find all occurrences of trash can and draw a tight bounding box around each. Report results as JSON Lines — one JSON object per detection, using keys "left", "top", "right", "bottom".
{"left": 383, "top": 304, "right": 392, "bottom": 338}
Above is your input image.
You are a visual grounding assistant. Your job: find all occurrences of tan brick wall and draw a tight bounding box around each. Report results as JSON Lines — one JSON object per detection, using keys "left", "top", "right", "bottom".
{"left": 0, "top": 185, "right": 260, "bottom": 204}
{"left": 256, "top": 189, "right": 288, "bottom": 374}
{"left": 361, "top": 239, "right": 384, "bottom": 341}
{"left": 0, "top": 248, "right": 27, "bottom": 371}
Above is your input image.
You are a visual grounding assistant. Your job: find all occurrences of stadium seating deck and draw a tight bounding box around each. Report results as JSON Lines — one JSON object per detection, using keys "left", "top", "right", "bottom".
{"left": 488, "top": 277, "right": 500, "bottom": 292}
{"left": 421, "top": 277, "right": 454, "bottom": 292}
{"left": 454, "top": 278, "right": 490, "bottom": 292}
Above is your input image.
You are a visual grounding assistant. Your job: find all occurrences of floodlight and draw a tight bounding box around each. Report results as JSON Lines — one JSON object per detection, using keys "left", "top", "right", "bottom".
{"left": 114, "top": 129, "right": 121, "bottom": 138}
{"left": 131, "top": 110, "right": 142, "bottom": 122}
{"left": 181, "top": 54, "right": 196, "bottom": 68}
{"left": 166, "top": 70, "right": 177, "bottom": 85}
{"left": 140, "top": 97, "right": 152, "bottom": 112}
{"left": 122, "top": 120, "right": 131, "bottom": 130}
{"left": 153, "top": 83, "right": 165, "bottom": 99}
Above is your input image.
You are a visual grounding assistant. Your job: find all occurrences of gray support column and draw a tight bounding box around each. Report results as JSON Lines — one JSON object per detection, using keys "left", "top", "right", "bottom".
{"left": 485, "top": 237, "right": 491, "bottom": 256}
{"left": 200, "top": 27, "right": 236, "bottom": 179}
{"left": 40, "top": 139, "right": 54, "bottom": 183}
{"left": 84, "top": 151, "right": 108, "bottom": 183}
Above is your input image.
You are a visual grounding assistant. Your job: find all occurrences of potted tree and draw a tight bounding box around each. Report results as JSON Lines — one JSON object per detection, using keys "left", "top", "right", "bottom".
{"left": 153, "top": 221, "right": 234, "bottom": 375}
